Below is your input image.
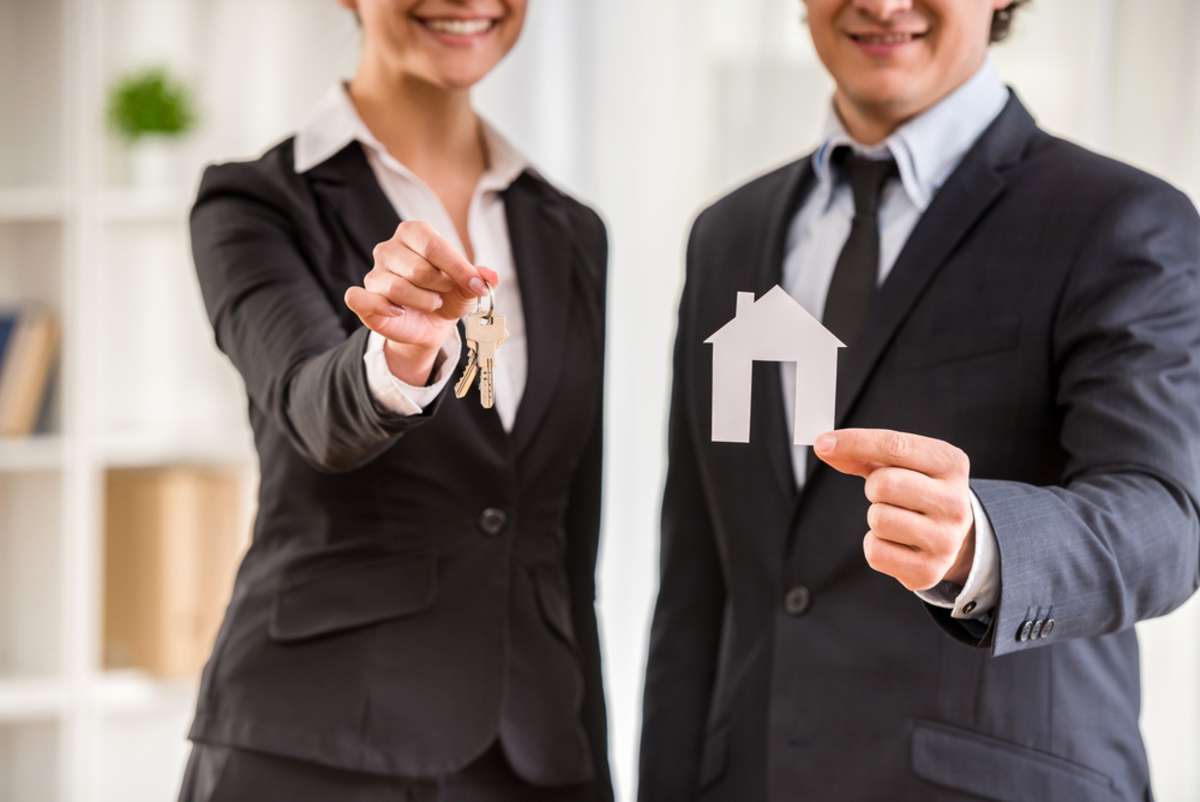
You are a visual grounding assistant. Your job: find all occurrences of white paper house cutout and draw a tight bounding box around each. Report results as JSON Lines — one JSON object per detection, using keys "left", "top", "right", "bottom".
{"left": 704, "top": 285, "right": 846, "bottom": 445}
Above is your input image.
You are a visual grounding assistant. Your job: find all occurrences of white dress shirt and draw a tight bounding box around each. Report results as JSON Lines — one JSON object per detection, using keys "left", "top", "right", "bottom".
{"left": 294, "top": 84, "right": 530, "bottom": 431}
{"left": 780, "top": 58, "right": 1008, "bottom": 620}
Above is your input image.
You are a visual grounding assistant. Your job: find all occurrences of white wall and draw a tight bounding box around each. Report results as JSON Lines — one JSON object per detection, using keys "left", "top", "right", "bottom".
{"left": 27, "top": 1, "right": 1195, "bottom": 799}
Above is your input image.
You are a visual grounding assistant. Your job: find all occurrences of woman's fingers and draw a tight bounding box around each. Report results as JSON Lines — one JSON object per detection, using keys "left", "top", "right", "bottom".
{"left": 343, "top": 286, "right": 445, "bottom": 347}
{"left": 344, "top": 286, "right": 397, "bottom": 325}
{"left": 368, "top": 223, "right": 503, "bottom": 322}
{"left": 394, "top": 220, "right": 490, "bottom": 299}
{"left": 477, "top": 265, "right": 500, "bottom": 288}
{"left": 363, "top": 269, "right": 444, "bottom": 313}
{"left": 375, "top": 245, "right": 457, "bottom": 293}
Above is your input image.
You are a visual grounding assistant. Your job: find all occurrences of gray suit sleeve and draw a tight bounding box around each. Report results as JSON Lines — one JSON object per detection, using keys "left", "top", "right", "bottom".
{"left": 938, "top": 182, "right": 1200, "bottom": 656}
{"left": 190, "top": 164, "right": 438, "bottom": 474}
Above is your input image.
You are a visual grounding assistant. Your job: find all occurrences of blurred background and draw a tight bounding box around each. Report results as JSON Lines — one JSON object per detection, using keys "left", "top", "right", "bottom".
{"left": 1, "top": 0, "right": 1199, "bottom": 800}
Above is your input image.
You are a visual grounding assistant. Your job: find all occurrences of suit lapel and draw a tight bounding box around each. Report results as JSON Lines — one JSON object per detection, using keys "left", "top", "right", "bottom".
{"left": 505, "top": 173, "right": 574, "bottom": 459}
{"left": 754, "top": 159, "right": 815, "bottom": 501}
{"left": 830, "top": 158, "right": 1005, "bottom": 427}
{"left": 799, "top": 93, "right": 1037, "bottom": 489}
{"left": 304, "top": 142, "right": 400, "bottom": 279}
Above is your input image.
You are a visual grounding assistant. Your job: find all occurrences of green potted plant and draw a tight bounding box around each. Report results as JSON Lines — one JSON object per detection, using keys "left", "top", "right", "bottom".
{"left": 107, "top": 67, "right": 198, "bottom": 187}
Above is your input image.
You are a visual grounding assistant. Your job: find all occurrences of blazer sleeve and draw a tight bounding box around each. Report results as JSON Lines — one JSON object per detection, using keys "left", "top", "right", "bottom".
{"left": 933, "top": 181, "right": 1200, "bottom": 657}
{"left": 563, "top": 209, "right": 613, "bottom": 802}
{"left": 638, "top": 214, "right": 727, "bottom": 801}
{"left": 190, "top": 162, "right": 437, "bottom": 474}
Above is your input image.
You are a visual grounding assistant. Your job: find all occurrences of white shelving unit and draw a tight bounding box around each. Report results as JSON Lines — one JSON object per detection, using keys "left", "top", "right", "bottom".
{"left": 1, "top": 1, "right": 282, "bottom": 799}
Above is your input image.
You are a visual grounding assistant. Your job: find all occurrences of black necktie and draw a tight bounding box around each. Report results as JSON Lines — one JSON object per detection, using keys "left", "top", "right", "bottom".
{"left": 821, "top": 148, "right": 897, "bottom": 346}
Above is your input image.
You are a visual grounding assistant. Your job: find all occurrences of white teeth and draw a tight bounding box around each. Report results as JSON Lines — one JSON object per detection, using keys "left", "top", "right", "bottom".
{"left": 424, "top": 18, "right": 495, "bottom": 35}
{"left": 859, "top": 33, "right": 917, "bottom": 44}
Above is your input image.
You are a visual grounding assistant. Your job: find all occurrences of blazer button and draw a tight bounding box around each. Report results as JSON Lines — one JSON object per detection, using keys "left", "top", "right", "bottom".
{"left": 478, "top": 507, "right": 508, "bottom": 537}
{"left": 1041, "top": 618, "right": 1055, "bottom": 638}
{"left": 1031, "top": 619, "right": 1045, "bottom": 639}
{"left": 784, "top": 586, "right": 811, "bottom": 616}
{"left": 1018, "top": 620, "right": 1033, "bottom": 642}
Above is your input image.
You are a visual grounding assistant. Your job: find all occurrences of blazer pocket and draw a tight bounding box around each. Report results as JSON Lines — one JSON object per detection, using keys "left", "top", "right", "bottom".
{"left": 894, "top": 319, "right": 1021, "bottom": 369}
{"left": 268, "top": 551, "right": 437, "bottom": 642}
{"left": 531, "top": 565, "right": 579, "bottom": 653}
{"left": 910, "top": 719, "right": 1120, "bottom": 802}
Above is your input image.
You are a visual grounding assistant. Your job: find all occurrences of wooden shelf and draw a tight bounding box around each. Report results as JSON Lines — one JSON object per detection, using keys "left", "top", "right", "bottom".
{"left": 0, "top": 677, "right": 67, "bottom": 721}
{"left": 0, "top": 436, "right": 65, "bottom": 472}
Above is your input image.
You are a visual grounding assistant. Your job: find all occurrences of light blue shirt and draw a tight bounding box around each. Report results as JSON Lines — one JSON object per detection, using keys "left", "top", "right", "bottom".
{"left": 780, "top": 57, "right": 1008, "bottom": 620}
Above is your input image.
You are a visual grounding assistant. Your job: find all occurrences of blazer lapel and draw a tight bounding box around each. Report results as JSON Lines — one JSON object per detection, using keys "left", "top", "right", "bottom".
{"left": 799, "top": 93, "right": 1037, "bottom": 489}
{"left": 754, "top": 158, "right": 815, "bottom": 501}
{"left": 505, "top": 173, "right": 574, "bottom": 459}
{"left": 304, "top": 142, "right": 400, "bottom": 278}
{"left": 833, "top": 96, "right": 1036, "bottom": 431}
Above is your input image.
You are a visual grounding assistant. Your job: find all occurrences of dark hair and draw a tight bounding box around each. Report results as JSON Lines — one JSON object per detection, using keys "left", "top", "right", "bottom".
{"left": 990, "top": 0, "right": 1031, "bottom": 44}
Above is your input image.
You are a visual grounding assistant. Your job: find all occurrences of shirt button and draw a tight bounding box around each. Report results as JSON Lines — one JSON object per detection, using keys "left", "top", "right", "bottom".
{"left": 784, "top": 586, "right": 811, "bottom": 617}
{"left": 477, "top": 507, "right": 508, "bottom": 537}
{"left": 962, "top": 600, "right": 977, "bottom": 615}
{"left": 1041, "top": 618, "right": 1055, "bottom": 638}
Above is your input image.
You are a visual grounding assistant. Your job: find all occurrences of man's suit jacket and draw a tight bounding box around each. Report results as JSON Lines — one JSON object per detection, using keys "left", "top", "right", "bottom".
{"left": 640, "top": 94, "right": 1200, "bottom": 802}
{"left": 187, "top": 139, "right": 611, "bottom": 799}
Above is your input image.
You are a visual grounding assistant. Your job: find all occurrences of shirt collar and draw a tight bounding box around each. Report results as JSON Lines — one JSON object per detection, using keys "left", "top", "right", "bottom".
{"left": 811, "top": 56, "right": 1008, "bottom": 211}
{"left": 293, "top": 83, "right": 529, "bottom": 191}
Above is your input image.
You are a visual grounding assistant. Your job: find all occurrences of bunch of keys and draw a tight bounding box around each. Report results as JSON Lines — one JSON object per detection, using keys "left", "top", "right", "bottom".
{"left": 454, "top": 281, "right": 508, "bottom": 409}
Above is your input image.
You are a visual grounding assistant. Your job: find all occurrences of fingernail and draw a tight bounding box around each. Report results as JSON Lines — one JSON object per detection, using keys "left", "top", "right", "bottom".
{"left": 431, "top": 297, "right": 443, "bottom": 310}
{"left": 468, "top": 277, "right": 486, "bottom": 295}
{"left": 814, "top": 433, "right": 837, "bottom": 454}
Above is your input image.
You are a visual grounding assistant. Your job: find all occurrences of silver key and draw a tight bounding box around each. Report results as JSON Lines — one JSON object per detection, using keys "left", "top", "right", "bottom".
{"left": 466, "top": 312, "right": 508, "bottom": 410}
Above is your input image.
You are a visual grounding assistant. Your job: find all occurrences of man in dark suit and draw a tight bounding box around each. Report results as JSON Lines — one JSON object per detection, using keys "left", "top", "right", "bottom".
{"left": 640, "top": 1, "right": 1200, "bottom": 800}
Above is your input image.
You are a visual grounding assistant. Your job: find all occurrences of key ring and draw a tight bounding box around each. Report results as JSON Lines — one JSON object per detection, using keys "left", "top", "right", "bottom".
{"left": 475, "top": 279, "right": 496, "bottom": 323}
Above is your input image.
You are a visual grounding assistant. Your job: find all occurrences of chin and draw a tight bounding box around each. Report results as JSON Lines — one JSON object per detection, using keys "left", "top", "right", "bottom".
{"left": 425, "top": 62, "right": 495, "bottom": 91}
{"left": 845, "top": 74, "right": 925, "bottom": 115}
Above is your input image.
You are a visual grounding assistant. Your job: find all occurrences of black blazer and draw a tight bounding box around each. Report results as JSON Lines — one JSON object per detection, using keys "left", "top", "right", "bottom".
{"left": 187, "top": 138, "right": 611, "bottom": 799}
{"left": 641, "top": 94, "right": 1200, "bottom": 801}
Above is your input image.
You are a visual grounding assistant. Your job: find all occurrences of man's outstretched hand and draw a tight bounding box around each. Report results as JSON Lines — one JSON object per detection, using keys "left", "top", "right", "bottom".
{"left": 814, "top": 429, "right": 975, "bottom": 592}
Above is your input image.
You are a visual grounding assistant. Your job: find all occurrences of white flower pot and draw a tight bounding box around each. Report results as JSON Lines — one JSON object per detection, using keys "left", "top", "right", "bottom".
{"left": 129, "top": 135, "right": 185, "bottom": 187}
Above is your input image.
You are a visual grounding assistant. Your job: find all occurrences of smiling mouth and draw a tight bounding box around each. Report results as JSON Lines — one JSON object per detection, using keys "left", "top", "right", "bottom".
{"left": 847, "top": 31, "right": 927, "bottom": 44}
{"left": 416, "top": 17, "right": 500, "bottom": 36}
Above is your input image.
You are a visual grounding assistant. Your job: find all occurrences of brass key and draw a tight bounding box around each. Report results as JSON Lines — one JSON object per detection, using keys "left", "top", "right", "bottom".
{"left": 465, "top": 311, "right": 508, "bottom": 410}
{"left": 455, "top": 281, "right": 508, "bottom": 409}
{"left": 453, "top": 342, "right": 480, "bottom": 399}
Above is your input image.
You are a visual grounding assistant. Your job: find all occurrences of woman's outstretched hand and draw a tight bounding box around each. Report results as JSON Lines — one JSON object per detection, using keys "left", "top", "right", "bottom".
{"left": 344, "top": 220, "right": 498, "bottom": 385}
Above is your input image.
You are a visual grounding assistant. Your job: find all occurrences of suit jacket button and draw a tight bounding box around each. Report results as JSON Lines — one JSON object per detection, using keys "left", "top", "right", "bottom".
{"left": 1018, "top": 620, "right": 1033, "bottom": 642}
{"left": 1031, "top": 619, "right": 1045, "bottom": 639}
{"left": 478, "top": 507, "right": 508, "bottom": 536}
{"left": 1042, "top": 618, "right": 1055, "bottom": 638}
{"left": 784, "top": 586, "right": 811, "bottom": 616}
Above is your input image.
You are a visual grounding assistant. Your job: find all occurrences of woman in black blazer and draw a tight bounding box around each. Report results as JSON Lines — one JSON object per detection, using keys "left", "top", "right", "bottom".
{"left": 178, "top": 2, "right": 609, "bottom": 800}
